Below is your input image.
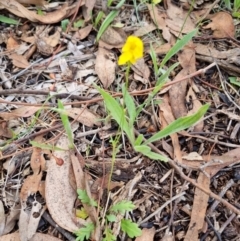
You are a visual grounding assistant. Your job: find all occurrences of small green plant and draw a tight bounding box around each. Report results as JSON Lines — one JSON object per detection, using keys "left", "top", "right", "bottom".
{"left": 75, "top": 190, "right": 142, "bottom": 241}
{"left": 96, "top": 29, "right": 209, "bottom": 162}
{"left": 222, "top": 0, "right": 240, "bottom": 17}
{"left": 96, "top": 0, "right": 125, "bottom": 42}
{"left": 0, "top": 15, "right": 19, "bottom": 25}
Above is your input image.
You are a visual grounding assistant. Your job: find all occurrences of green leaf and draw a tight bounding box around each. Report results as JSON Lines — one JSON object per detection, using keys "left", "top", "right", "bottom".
{"left": 144, "top": 104, "right": 209, "bottom": 145}
{"left": 134, "top": 145, "right": 168, "bottom": 161}
{"left": 30, "top": 141, "right": 68, "bottom": 151}
{"left": 121, "top": 219, "right": 142, "bottom": 238}
{"left": 106, "top": 214, "right": 116, "bottom": 222}
{"left": 229, "top": 76, "right": 240, "bottom": 87}
{"left": 96, "top": 0, "right": 125, "bottom": 40}
{"left": 110, "top": 200, "right": 135, "bottom": 214}
{"left": 150, "top": 42, "right": 158, "bottom": 76}
{"left": 61, "top": 19, "right": 69, "bottom": 32}
{"left": 0, "top": 15, "right": 19, "bottom": 25}
{"left": 95, "top": 85, "right": 134, "bottom": 144}
{"left": 57, "top": 100, "right": 74, "bottom": 148}
{"left": 94, "top": 11, "right": 105, "bottom": 28}
{"left": 74, "top": 19, "right": 84, "bottom": 28}
{"left": 122, "top": 83, "right": 136, "bottom": 127}
{"left": 103, "top": 228, "right": 116, "bottom": 241}
{"left": 134, "top": 134, "right": 144, "bottom": 146}
{"left": 75, "top": 223, "right": 95, "bottom": 241}
{"left": 77, "top": 189, "right": 97, "bottom": 207}
{"left": 96, "top": 10, "right": 119, "bottom": 42}
{"left": 160, "top": 29, "right": 197, "bottom": 68}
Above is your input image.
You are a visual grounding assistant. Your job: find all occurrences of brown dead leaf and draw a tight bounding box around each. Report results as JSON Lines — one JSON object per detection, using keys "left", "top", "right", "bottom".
{"left": 203, "top": 12, "right": 235, "bottom": 38}
{"left": 0, "top": 201, "right": 5, "bottom": 236}
{"left": 135, "top": 227, "right": 155, "bottom": 241}
{"left": 165, "top": 0, "right": 195, "bottom": 35}
{"left": 132, "top": 58, "right": 150, "bottom": 84}
{"left": 82, "top": 0, "right": 96, "bottom": 22}
{"left": 0, "top": 121, "right": 13, "bottom": 138}
{"left": 147, "top": 4, "right": 173, "bottom": 43}
{"left": 169, "top": 43, "right": 195, "bottom": 118}
{"left": 9, "top": 53, "right": 30, "bottom": 68}
{"left": 20, "top": 172, "right": 42, "bottom": 202}
{"left": 95, "top": 47, "right": 116, "bottom": 88}
{"left": 1, "top": 0, "right": 81, "bottom": 24}
{"left": 184, "top": 173, "right": 210, "bottom": 241}
{"left": 19, "top": 200, "right": 45, "bottom": 241}
{"left": 0, "top": 106, "right": 42, "bottom": 120}
{"left": 73, "top": 24, "right": 93, "bottom": 40}
{"left": 160, "top": 95, "right": 182, "bottom": 162}
{"left": 100, "top": 27, "right": 126, "bottom": 48}
{"left": 0, "top": 232, "right": 63, "bottom": 241}
{"left": 66, "top": 107, "right": 101, "bottom": 127}
{"left": 45, "top": 135, "right": 83, "bottom": 232}
{"left": 7, "top": 37, "right": 19, "bottom": 50}
{"left": 186, "top": 87, "right": 203, "bottom": 132}
{"left": 16, "top": 0, "right": 46, "bottom": 5}
{"left": 134, "top": 23, "right": 156, "bottom": 37}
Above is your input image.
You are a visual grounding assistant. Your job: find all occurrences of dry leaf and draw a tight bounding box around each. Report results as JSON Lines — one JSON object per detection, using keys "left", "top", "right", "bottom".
{"left": 9, "top": 53, "right": 30, "bottom": 68}
{"left": 0, "top": 201, "right": 5, "bottom": 236}
{"left": 95, "top": 47, "right": 116, "bottom": 88}
{"left": 0, "top": 121, "right": 13, "bottom": 138}
{"left": 135, "top": 227, "right": 155, "bottom": 241}
{"left": 20, "top": 173, "right": 42, "bottom": 202}
{"left": 147, "top": 4, "right": 173, "bottom": 43}
{"left": 203, "top": 12, "right": 235, "bottom": 38}
{"left": 1, "top": 0, "right": 80, "bottom": 24}
{"left": 45, "top": 135, "right": 83, "bottom": 232}
{"left": 19, "top": 200, "right": 44, "bottom": 241}
{"left": 184, "top": 173, "right": 210, "bottom": 241}
{"left": 73, "top": 24, "right": 93, "bottom": 40}
{"left": 82, "top": 0, "right": 96, "bottom": 22}
{"left": 7, "top": 37, "right": 19, "bottom": 50}
{"left": 2, "top": 204, "right": 21, "bottom": 235}
{"left": 0, "top": 106, "right": 42, "bottom": 120}
{"left": 16, "top": 0, "right": 46, "bottom": 5}
{"left": 169, "top": 43, "right": 195, "bottom": 119}
{"left": 66, "top": 107, "right": 101, "bottom": 127}
{"left": 134, "top": 23, "right": 156, "bottom": 37}
{"left": 100, "top": 27, "right": 126, "bottom": 48}
{"left": 0, "top": 232, "right": 63, "bottom": 241}
{"left": 160, "top": 95, "right": 182, "bottom": 162}
{"left": 165, "top": 0, "right": 195, "bottom": 35}
{"left": 186, "top": 87, "right": 203, "bottom": 132}
{"left": 132, "top": 58, "right": 150, "bottom": 85}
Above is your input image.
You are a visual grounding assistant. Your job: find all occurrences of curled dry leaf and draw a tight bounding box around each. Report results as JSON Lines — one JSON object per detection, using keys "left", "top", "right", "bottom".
{"left": 95, "top": 47, "right": 116, "bottom": 88}
{"left": 203, "top": 12, "right": 235, "bottom": 38}
{"left": 82, "top": 0, "right": 96, "bottom": 21}
{"left": 1, "top": 0, "right": 81, "bottom": 24}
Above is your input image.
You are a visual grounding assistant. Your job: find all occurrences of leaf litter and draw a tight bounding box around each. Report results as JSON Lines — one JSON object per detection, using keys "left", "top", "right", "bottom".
{"left": 0, "top": 0, "right": 240, "bottom": 241}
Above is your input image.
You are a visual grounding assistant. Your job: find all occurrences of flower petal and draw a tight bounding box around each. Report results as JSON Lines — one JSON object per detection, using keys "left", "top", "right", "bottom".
{"left": 118, "top": 52, "right": 132, "bottom": 65}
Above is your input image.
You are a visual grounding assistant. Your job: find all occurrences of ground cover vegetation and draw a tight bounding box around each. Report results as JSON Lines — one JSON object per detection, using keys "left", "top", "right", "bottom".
{"left": 0, "top": 0, "right": 240, "bottom": 240}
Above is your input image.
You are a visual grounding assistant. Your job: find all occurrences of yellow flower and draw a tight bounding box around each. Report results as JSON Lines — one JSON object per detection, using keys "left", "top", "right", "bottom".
{"left": 118, "top": 36, "right": 144, "bottom": 65}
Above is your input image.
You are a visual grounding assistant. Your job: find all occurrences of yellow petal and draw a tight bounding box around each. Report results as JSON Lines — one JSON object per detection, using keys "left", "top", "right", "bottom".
{"left": 118, "top": 52, "right": 132, "bottom": 65}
